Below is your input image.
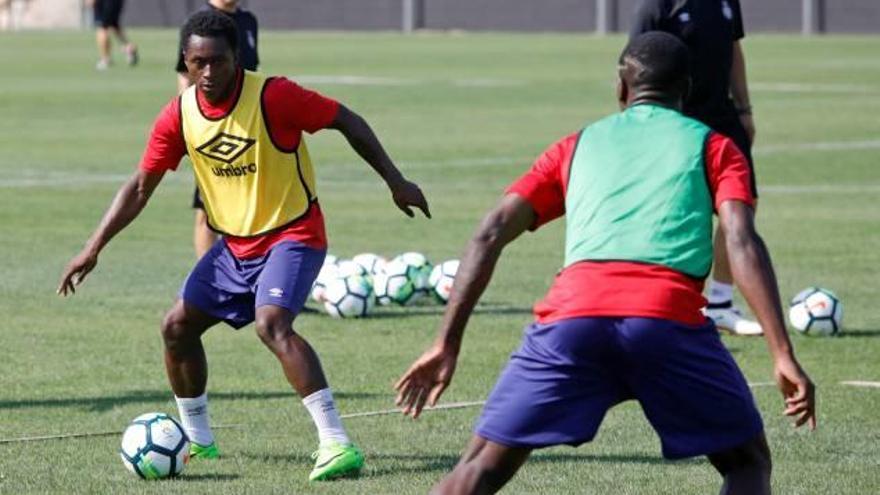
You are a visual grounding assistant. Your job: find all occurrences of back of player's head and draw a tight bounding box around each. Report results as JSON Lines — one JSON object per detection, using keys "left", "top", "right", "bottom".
{"left": 619, "top": 31, "right": 690, "bottom": 98}
{"left": 180, "top": 9, "right": 239, "bottom": 55}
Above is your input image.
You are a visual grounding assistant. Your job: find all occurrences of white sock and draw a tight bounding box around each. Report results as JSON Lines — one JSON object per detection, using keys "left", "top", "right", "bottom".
{"left": 302, "top": 388, "right": 351, "bottom": 447}
{"left": 175, "top": 393, "right": 215, "bottom": 446}
{"left": 707, "top": 280, "right": 734, "bottom": 306}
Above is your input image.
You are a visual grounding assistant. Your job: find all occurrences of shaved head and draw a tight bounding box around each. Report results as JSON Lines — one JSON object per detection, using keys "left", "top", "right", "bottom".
{"left": 618, "top": 31, "right": 691, "bottom": 107}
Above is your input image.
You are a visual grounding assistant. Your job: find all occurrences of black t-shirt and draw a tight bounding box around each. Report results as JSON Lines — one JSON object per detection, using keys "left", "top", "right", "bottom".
{"left": 630, "top": 0, "right": 744, "bottom": 124}
{"left": 176, "top": 3, "right": 259, "bottom": 73}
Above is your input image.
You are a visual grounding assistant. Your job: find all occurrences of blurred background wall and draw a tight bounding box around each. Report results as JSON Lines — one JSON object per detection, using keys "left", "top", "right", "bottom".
{"left": 2, "top": 0, "right": 878, "bottom": 33}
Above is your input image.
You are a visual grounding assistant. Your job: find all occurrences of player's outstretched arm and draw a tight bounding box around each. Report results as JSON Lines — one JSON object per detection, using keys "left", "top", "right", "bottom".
{"left": 57, "top": 170, "right": 164, "bottom": 296}
{"left": 719, "top": 200, "right": 816, "bottom": 430}
{"left": 329, "top": 104, "right": 430, "bottom": 219}
{"left": 395, "top": 194, "right": 535, "bottom": 418}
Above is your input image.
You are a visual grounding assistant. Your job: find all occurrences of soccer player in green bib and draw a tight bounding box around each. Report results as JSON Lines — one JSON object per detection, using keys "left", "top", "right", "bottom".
{"left": 396, "top": 32, "right": 815, "bottom": 494}
{"left": 59, "top": 10, "right": 430, "bottom": 481}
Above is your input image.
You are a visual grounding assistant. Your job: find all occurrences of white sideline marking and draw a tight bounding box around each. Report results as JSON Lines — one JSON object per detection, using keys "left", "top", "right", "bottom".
{"left": 748, "top": 382, "right": 775, "bottom": 388}
{"left": 840, "top": 381, "right": 880, "bottom": 388}
{"left": 0, "top": 424, "right": 243, "bottom": 444}
{"left": 340, "top": 400, "right": 487, "bottom": 419}
{"left": 755, "top": 139, "right": 880, "bottom": 154}
{"left": 751, "top": 82, "right": 879, "bottom": 94}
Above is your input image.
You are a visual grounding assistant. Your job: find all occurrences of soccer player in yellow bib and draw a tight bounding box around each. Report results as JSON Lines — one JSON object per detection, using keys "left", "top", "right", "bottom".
{"left": 58, "top": 10, "right": 430, "bottom": 481}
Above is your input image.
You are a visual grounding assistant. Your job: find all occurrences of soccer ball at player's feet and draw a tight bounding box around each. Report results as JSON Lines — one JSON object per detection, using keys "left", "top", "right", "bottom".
{"left": 788, "top": 287, "right": 843, "bottom": 336}
{"left": 374, "top": 259, "right": 422, "bottom": 306}
{"left": 323, "top": 275, "right": 375, "bottom": 318}
{"left": 704, "top": 304, "right": 763, "bottom": 336}
{"left": 392, "top": 252, "right": 433, "bottom": 294}
{"left": 429, "top": 259, "right": 459, "bottom": 304}
{"left": 120, "top": 413, "right": 189, "bottom": 480}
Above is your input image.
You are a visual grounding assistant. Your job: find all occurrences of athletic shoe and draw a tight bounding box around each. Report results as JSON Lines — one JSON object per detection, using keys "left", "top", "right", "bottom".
{"left": 190, "top": 441, "right": 220, "bottom": 459}
{"left": 126, "top": 46, "right": 139, "bottom": 67}
{"left": 308, "top": 442, "right": 364, "bottom": 481}
{"left": 95, "top": 59, "right": 110, "bottom": 71}
{"left": 705, "top": 305, "right": 763, "bottom": 336}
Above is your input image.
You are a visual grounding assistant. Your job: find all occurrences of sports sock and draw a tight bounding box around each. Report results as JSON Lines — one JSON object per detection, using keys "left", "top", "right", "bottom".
{"left": 707, "top": 280, "right": 734, "bottom": 307}
{"left": 175, "top": 393, "right": 215, "bottom": 446}
{"left": 302, "top": 388, "right": 351, "bottom": 447}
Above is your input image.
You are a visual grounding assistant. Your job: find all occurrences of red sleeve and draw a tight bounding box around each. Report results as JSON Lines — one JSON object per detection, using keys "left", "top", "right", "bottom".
{"left": 705, "top": 132, "right": 755, "bottom": 211}
{"left": 505, "top": 132, "right": 578, "bottom": 230}
{"left": 264, "top": 77, "right": 340, "bottom": 135}
{"left": 139, "top": 98, "right": 186, "bottom": 173}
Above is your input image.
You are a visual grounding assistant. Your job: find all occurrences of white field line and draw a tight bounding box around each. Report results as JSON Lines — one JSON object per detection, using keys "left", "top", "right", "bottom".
{"left": 751, "top": 82, "right": 879, "bottom": 94}
{"left": 0, "top": 423, "right": 244, "bottom": 444}
{"left": 340, "top": 400, "right": 487, "bottom": 419}
{"left": 3, "top": 139, "right": 878, "bottom": 189}
{"left": 755, "top": 139, "right": 880, "bottom": 154}
{"left": 292, "top": 75, "right": 524, "bottom": 88}
{"left": 840, "top": 381, "right": 880, "bottom": 388}
{"left": 748, "top": 382, "right": 775, "bottom": 388}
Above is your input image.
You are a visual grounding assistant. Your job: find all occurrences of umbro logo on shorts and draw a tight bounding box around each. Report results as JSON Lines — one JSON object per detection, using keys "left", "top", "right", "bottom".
{"left": 196, "top": 132, "right": 256, "bottom": 164}
{"left": 269, "top": 288, "right": 284, "bottom": 298}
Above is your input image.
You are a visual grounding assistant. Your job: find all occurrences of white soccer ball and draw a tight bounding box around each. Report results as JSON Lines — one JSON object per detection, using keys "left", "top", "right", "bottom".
{"left": 120, "top": 413, "right": 189, "bottom": 480}
{"left": 311, "top": 262, "right": 340, "bottom": 304}
{"left": 392, "top": 252, "right": 433, "bottom": 294}
{"left": 323, "top": 275, "right": 375, "bottom": 318}
{"left": 374, "top": 259, "right": 422, "bottom": 306}
{"left": 352, "top": 253, "right": 387, "bottom": 276}
{"left": 335, "top": 259, "right": 370, "bottom": 279}
{"left": 429, "top": 259, "right": 459, "bottom": 304}
{"left": 788, "top": 287, "right": 843, "bottom": 336}
{"left": 323, "top": 253, "right": 339, "bottom": 267}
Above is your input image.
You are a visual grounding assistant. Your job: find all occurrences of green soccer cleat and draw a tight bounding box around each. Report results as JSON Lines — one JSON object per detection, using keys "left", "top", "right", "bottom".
{"left": 189, "top": 441, "right": 220, "bottom": 460}
{"left": 308, "top": 442, "right": 365, "bottom": 481}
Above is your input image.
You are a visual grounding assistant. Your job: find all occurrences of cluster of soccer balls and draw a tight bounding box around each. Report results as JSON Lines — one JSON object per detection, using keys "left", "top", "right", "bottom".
{"left": 312, "top": 252, "right": 460, "bottom": 318}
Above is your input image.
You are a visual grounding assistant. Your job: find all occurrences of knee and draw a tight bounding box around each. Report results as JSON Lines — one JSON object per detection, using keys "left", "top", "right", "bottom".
{"left": 161, "top": 311, "right": 195, "bottom": 352}
{"left": 254, "top": 314, "right": 293, "bottom": 348}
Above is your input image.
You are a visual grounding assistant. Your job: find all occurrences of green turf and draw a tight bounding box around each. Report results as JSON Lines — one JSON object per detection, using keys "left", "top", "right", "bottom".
{"left": 1, "top": 29, "right": 879, "bottom": 494}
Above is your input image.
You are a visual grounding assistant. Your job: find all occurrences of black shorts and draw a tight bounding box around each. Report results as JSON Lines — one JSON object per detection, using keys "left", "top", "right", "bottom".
{"left": 93, "top": 0, "right": 125, "bottom": 28}
{"left": 707, "top": 115, "right": 758, "bottom": 198}
{"left": 192, "top": 187, "right": 205, "bottom": 210}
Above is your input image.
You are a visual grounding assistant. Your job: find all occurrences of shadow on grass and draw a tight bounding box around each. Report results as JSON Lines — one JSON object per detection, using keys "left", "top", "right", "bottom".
{"left": 242, "top": 451, "right": 697, "bottom": 478}
{"left": 838, "top": 328, "right": 880, "bottom": 338}
{"left": 173, "top": 473, "right": 241, "bottom": 482}
{"left": 0, "top": 389, "right": 380, "bottom": 412}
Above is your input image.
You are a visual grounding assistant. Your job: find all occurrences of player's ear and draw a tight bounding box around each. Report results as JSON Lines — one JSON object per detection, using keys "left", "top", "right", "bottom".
{"left": 616, "top": 72, "right": 628, "bottom": 110}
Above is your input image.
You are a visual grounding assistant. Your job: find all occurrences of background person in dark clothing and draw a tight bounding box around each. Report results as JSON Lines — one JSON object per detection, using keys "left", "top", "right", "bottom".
{"left": 630, "top": 0, "right": 760, "bottom": 336}
{"left": 176, "top": 0, "right": 260, "bottom": 258}
{"left": 88, "top": 0, "right": 138, "bottom": 70}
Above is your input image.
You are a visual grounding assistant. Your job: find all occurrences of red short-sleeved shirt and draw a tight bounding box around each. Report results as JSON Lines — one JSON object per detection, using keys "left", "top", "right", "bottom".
{"left": 139, "top": 71, "right": 339, "bottom": 259}
{"left": 508, "top": 129, "right": 755, "bottom": 325}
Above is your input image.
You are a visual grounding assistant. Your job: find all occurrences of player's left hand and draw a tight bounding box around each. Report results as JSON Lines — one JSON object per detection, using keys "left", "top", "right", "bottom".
{"left": 390, "top": 178, "right": 431, "bottom": 219}
{"left": 394, "top": 343, "right": 457, "bottom": 418}
{"left": 740, "top": 113, "right": 756, "bottom": 145}
{"left": 57, "top": 250, "right": 98, "bottom": 297}
{"left": 773, "top": 355, "right": 817, "bottom": 430}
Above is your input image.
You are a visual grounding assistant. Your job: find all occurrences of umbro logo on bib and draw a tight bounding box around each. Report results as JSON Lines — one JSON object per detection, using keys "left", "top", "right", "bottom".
{"left": 196, "top": 132, "right": 256, "bottom": 164}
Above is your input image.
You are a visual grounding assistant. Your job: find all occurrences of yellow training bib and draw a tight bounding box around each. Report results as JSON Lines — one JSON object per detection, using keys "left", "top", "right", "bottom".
{"left": 180, "top": 71, "right": 317, "bottom": 237}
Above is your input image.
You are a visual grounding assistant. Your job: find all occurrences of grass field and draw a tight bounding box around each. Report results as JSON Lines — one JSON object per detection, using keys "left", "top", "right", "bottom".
{"left": 1, "top": 29, "right": 879, "bottom": 494}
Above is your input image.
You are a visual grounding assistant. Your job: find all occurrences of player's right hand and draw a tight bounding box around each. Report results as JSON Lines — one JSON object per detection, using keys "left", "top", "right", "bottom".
{"left": 57, "top": 250, "right": 98, "bottom": 297}
{"left": 394, "top": 343, "right": 457, "bottom": 419}
{"left": 773, "top": 355, "right": 816, "bottom": 430}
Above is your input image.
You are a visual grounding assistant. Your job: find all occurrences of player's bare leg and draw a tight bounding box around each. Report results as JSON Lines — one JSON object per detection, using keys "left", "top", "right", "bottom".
{"left": 193, "top": 209, "right": 219, "bottom": 259}
{"left": 161, "top": 299, "right": 222, "bottom": 456}
{"left": 254, "top": 304, "right": 328, "bottom": 395}
{"left": 95, "top": 27, "right": 111, "bottom": 70}
{"left": 707, "top": 433, "right": 772, "bottom": 495}
{"left": 432, "top": 436, "right": 531, "bottom": 495}
{"left": 108, "top": 26, "right": 138, "bottom": 66}
{"left": 254, "top": 304, "right": 363, "bottom": 480}
{"left": 161, "top": 299, "right": 218, "bottom": 397}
